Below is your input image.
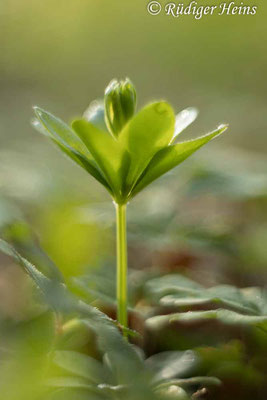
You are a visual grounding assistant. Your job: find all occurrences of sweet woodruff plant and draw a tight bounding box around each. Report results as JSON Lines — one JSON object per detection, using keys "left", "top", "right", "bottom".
{"left": 32, "top": 79, "right": 228, "bottom": 334}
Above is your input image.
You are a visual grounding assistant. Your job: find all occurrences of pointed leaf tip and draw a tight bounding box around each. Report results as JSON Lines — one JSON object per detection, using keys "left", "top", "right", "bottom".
{"left": 33, "top": 106, "right": 43, "bottom": 116}
{"left": 218, "top": 123, "right": 229, "bottom": 130}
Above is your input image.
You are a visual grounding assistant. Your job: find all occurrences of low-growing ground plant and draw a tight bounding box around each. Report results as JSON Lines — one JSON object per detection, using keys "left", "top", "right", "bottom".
{"left": 32, "top": 78, "right": 227, "bottom": 332}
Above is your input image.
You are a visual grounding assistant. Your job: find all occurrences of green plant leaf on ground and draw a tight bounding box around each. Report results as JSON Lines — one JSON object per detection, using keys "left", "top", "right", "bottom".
{"left": 0, "top": 239, "right": 77, "bottom": 312}
{"left": 0, "top": 211, "right": 65, "bottom": 283}
{"left": 155, "top": 385, "right": 190, "bottom": 400}
{"left": 155, "top": 376, "right": 221, "bottom": 390}
{"left": 161, "top": 295, "right": 257, "bottom": 315}
{"left": 145, "top": 350, "right": 198, "bottom": 384}
{"left": 145, "top": 274, "right": 264, "bottom": 315}
{"left": 0, "top": 239, "right": 223, "bottom": 400}
{"left": 48, "top": 377, "right": 98, "bottom": 391}
{"left": 131, "top": 124, "right": 228, "bottom": 197}
{"left": 0, "top": 239, "right": 146, "bottom": 378}
{"left": 49, "top": 377, "right": 128, "bottom": 397}
{"left": 0, "top": 238, "right": 57, "bottom": 292}
{"left": 145, "top": 273, "right": 267, "bottom": 333}
{"left": 51, "top": 348, "right": 203, "bottom": 400}
{"left": 54, "top": 351, "right": 108, "bottom": 383}
{"left": 146, "top": 309, "right": 267, "bottom": 331}
{"left": 145, "top": 274, "right": 203, "bottom": 300}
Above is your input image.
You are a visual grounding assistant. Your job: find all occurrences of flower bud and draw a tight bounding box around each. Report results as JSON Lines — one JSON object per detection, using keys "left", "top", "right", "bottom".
{"left": 104, "top": 78, "right": 136, "bottom": 136}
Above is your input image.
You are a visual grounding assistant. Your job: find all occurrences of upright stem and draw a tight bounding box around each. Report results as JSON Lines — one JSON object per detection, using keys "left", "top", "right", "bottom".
{"left": 115, "top": 203, "right": 128, "bottom": 333}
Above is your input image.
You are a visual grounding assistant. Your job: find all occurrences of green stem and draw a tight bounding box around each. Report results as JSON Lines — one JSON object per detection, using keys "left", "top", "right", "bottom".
{"left": 115, "top": 203, "right": 128, "bottom": 335}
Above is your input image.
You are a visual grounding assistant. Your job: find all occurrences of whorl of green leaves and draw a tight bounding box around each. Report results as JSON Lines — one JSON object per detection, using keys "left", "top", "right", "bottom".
{"left": 32, "top": 79, "right": 228, "bottom": 204}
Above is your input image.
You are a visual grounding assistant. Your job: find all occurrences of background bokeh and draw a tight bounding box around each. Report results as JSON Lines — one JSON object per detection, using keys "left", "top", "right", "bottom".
{"left": 0, "top": 2, "right": 267, "bottom": 399}
{"left": 1, "top": 0, "right": 267, "bottom": 151}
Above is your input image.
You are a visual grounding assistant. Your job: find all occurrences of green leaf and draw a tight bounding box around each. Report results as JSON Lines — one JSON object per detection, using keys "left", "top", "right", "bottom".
{"left": 98, "top": 336, "right": 145, "bottom": 385}
{"left": 48, "top": 377, "right": 97, "bottom": 391}
{"left": 97, "top": 384, "right": 128, "bottom": 395}
{"left": 31, "top": 117, "right": 50, "bottom": 137}
{"left": 72, "top": 119, "right": 130, "bottom": 201}
{"left": 131, "top": 124, "right": 228, "bottom": 197}
{"left": 145, "top": 351, "right": 198, "bottom": 384}
{"left": 161, "top": 295, "right": 257, "bottom": 315}
{"left": 54, "top": 351, "right": 108, "bottom": 383}
{"left": 145, "top": 274, "right": 261, "bottom": 315}
{"left": 155, "top": 376, "right": 221, "bottom": 390}
{"left": 0, "top": 240, "right": 142, "bottom": 363}
{"left": 32, "top": 110, "right": 111, "bottom": 192}
{"left": 119, "top": 102, "right": 175, "bottom": 193}
{"left": 2, "top": 214, "right": 64, "bottom": 283}
{"left": 0, "top": 239, "right": 55, "bottom": 294}
{"left": 34, "top": 107, "right": 91, "bottom": 158}
{"left": 0, "top": 239, "right": 75, "bottom": 312}
{"left": 171, "top": 309, "right": 267, "bottom": 326}
{"left": 145, "top": 274, "right": 203, "bottom": 303}
{"left": 17, "top": 311, "right": 56, "bottom": 356}
{"left": 49, "top": 378, "right": 128, "bottom": 397}
{"left": 146, "top": 309, "right": 267, "bottom": 330}
{"left": 171, "top": 107, "right": 198, "bottom": 143}
{"left": 155, "top": 385, "right": 189, "bottom": 400}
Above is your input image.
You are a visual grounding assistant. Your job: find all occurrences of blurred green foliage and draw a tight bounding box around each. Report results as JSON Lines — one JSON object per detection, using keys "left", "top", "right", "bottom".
{"left": 0, "top": 147, "right": 266, "bottom": 399}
